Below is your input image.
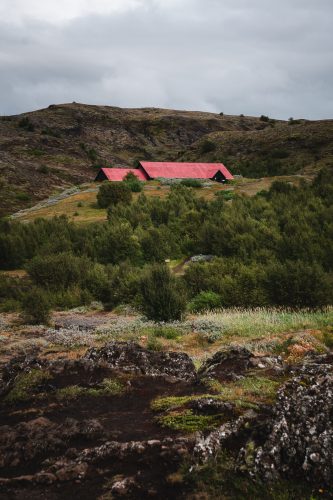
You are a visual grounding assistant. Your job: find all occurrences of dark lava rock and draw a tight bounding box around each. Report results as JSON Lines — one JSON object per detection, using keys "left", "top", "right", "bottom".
{"left": 198, "top": 346, "right": 253, "bottom": 381}
{"left": 252, "top": 361, "right": 333, "bottom": 487}
{"left": 0, "top": 417, "right": 104, "bottom": 468}
{"left": 85, "top": 341, "right": 197, "bottom": 381}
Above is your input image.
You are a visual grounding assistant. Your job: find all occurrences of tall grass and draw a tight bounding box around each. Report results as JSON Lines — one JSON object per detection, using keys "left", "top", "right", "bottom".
{"left": 194, "top": 307, "right": 333, "bottom": 339}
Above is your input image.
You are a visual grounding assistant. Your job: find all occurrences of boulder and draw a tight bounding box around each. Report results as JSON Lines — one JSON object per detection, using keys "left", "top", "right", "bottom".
{"left": 85, "top": 341, "right": 197, "bottom": 381}
{"left": 198, "top": 346, "right": 253, "bottom": 381}
{"left": 252, "top": 361, "right": 333, "bottom": 486}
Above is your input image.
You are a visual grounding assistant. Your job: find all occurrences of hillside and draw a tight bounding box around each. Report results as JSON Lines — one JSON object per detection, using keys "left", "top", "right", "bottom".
{"left": 183, "top": 119, "right": 333, "bottom": 178}
{"left": 0, "top": 102, "right": 332, "bottom": 216}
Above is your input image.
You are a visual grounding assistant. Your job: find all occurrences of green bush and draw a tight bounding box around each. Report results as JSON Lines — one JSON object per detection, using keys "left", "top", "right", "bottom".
{"left": 26, "top": 253, "right": 108, "bottom": 303}
{"left": 140, "top": 264, "right": 187, "bottom": 321}
{"left": 37, "top": 165, "right": 50, "bottom": 174}
{"left": 97, "top": 182, "right": 132, "bottom": 208}
{"left": 15, "top": 192, "right": 31, "bottom": 201}
{"left": 18, "top": 116, "right": 34, "bottom": 131}
{"left": 21, "top": 287, "right": 51, "bottom": 324}
{"left": 181, "top": 179, "right": 203, "bottom": 188}
{"left": 0, "top": 298, "right": 21, "bottom": 312}
{"left": 152, "top": 326, "right": 180, "bottom": 340}
{"left": 147, "top": 336, "right": 164, "bottom": 351}
{"left": 323, "top": 331, "right": 333, "bottom": 350}
{"left": 189, "top": 291, "right": 221, "bottom": 312}
{"left": 200, "top": 140, "right": 216, "bottom": 154}
{"left": 123, "top": 172, "right": 144, "bottom": 192}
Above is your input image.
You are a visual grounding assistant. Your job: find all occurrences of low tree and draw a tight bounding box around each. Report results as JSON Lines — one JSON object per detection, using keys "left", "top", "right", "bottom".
{"left": 97, "top": 182, "right": 132, "bottom": 208}
{"left": 123, "top": 172, "right": 143, "bottom": 192}
{"left": 21, "top": 287, "right": 51, "bottom": 324}
{"left": 139, "top": 264, "right": 187, "bottom": 321}
{"left": 189, "top": 290, "right": 221, "bottom": 312}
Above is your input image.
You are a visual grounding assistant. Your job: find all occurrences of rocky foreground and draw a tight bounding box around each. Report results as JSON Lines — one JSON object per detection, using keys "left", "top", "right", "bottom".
{"left": 0, "top": 342, "right": 332, "bottom": 499}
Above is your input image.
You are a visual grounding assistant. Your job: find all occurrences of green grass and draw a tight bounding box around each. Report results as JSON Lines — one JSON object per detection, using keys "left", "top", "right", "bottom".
{"left": 152, "top": 376, "right": 280, "bottom": 416}
{"left": 151, "top": 395, "right": 197, "bottom": 412}
{"left": 202, "top": 375, "right": 280, "bottom": 405}
{"left": 56, "top": 378, "right": 127, "bottom": 400}
{"left": 158, "top": 410, "right": 222, "bottom": 432}
{"left": 197, "top": 307, "right": 333, "bottom": 339}
{"left": 4, "top": 369, "right": 52, "bottom": 403}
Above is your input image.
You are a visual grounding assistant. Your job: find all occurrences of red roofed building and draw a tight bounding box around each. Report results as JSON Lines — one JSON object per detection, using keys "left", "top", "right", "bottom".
{"left": 95, "top": 168, "right": 148, "bottom": 182}
{"left": 95, "top": 162, "right": 233, "bottom": 183}
{"left": 139, "top": 162, "right": 233, "bottom": 182}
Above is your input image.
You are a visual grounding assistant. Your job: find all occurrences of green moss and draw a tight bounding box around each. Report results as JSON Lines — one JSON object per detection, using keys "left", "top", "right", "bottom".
{"left": 236, "top": 376, "right": 280, "bottom": 398}
{"left": 158, "top": 410, "right": 222, "bottom": 432}
{"left": 56, "top": 377, "right": 127, "bottom": 401}
{"left": 202, "top": 378, "right": 224, "bottom": 393}
{"left": 204, "top": 376, "right": 280, "bottom": 404}
{"left": 56, "top": 385, "right": 85, "bottom": 400}
{"left": 152, "top": 376, "right": 280, "bottom": 416}
{"left": 100, "top": 377, "right": 127, "bottom": 395}
{"left": 4, "top": 369, "right": 52, "bottom": 403}
{"left": 151, "top": 395, "right": 196, "bottom": 412}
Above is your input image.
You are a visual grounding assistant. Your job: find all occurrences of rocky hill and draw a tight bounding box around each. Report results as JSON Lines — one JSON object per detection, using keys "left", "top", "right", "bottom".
{"left": 0, "top": 102, "right": 332, "bottom": 216}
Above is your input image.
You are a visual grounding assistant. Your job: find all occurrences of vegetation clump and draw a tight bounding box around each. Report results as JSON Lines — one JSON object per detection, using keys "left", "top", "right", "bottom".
{"left": 180, "top": 179, "right": 203, "bottom": 188}
{"left": 4, "top": 369, "right": 52, "bottom": 403}
{"left": 56, "top": 378, "right": 127, "bottom": 400}
{"left": 0, "top": 170, "right": 333, "bottom": 315}
{"left": 158, "top": 410, "right": 222, "bottom": 432}
{"left": 97, "top": 182, "right": 132, "bottom": 208}
{"left": 18, "top": 116, "right": 35, "bottom": 131}
{"left": 21, "top": 287, "right": 51, "bottom": 324}
{"left": 140, "top": 264, "right": 187, "bottom": 321}
{"left": 123, "top": 171, "right": 144, "bottom": 192}
{"left": 189, "top": 291, "right": 221, "bottom": 312}
{"left": 200, "top": 139, "right": 216, "bottom": 154}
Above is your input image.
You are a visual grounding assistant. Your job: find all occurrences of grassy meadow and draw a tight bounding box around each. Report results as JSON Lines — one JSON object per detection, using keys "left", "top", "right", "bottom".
{"left": 12, "top": 175, "right": 305, "bottom": 224}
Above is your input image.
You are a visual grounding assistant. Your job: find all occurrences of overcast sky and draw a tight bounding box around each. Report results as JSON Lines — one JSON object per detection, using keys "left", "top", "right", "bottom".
{"left": 1, "top": 0, "right": 332, "bottom": 119}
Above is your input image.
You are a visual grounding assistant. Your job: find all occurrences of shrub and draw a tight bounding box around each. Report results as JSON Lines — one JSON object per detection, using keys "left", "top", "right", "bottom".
{"left": 140, "top": 264, "right": 187, "bottom": 321}
{"left": 37, "top": 165, "right": 50, "bottom": 174}
{"left": 123, "top": 172, "right": 144, "bottom": 192}
{"left": 97, "top": 182, "right": 132, "bottom": 208}
{"left": 181, "top": 179, "right": 203, "bottom": 188}
{"left": 147, "top": 336, "right": 164, "bottom": 351}
{"left": 266, "top": 260, "right": 329, "bottom": 307}
{"left": 15, "top": 192, "right": 31, "bottom": 201}
{"left": 189, "top": 291, "right": 221, "bottom": 312}
{"left": 259, "top": 115, "right": 269, "bottom": 122}
{"left": 323, "top": 331, "right": 333, "bottom": 350}
{"left": 215, "top": 190, "right": 234, "bottom": 200}
{"left": 18, "top": 116, "right": 34, "bottom": 131}
{"left": 152, "top": 326, "right": 180, "bottom": 340}
{"left": 27, "top": 253, "right": 85, "bottom": 289}
{"left": 200, "top": 140, "right": 216, "bottom": 154}
{"left": 21, "top": 287, "right": 51, "bottom": 324}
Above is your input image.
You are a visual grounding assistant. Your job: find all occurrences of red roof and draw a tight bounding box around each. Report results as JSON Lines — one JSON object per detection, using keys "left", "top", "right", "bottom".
{"left": 100, "top": 168, "right": 148, "bottom": 181}
{"left": 139, "top": 162, "right": 233, "bottom": 180}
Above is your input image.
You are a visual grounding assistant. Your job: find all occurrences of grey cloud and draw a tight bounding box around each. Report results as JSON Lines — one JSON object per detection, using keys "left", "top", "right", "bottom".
{"left": 0, "top": 0, "right": 332, "bottom": 118}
